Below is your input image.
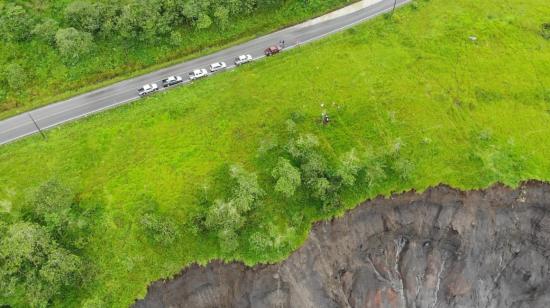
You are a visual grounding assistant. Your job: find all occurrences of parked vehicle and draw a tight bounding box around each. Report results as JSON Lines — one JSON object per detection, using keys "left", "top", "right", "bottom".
{"left": 162, "top": 75, "right": 183, "bottom": 88}
{"left": 234, "top": 54, "right": 253, "bottom": 66}
{"left": 209, "top": 62, "right": 227, "bottom": 72}
{"left": 138, "top": 83, "right": 158, "bottom": 96}
{"left": 189, "top": 69, "right": 209, "bottom": 80}
{"left": 264, "top": 45, "right": 282, "bottom": 56}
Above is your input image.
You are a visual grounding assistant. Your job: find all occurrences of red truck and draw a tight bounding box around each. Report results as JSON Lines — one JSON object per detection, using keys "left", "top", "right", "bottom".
{"left": 264, "top": 45, "right": 282, "bottom": 56}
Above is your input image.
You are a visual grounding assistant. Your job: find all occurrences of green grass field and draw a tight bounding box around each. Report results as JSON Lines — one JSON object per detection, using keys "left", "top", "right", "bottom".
{"left": 1, "top": 0, "right": 549, "bottom": 306}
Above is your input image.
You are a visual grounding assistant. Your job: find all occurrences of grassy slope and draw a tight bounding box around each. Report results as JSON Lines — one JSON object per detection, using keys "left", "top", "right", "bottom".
{"left": 1, "top": 0, "right": 549, "bottom": 306}
{"left": 0, "top": 0, "right": 351, "bottom": 119}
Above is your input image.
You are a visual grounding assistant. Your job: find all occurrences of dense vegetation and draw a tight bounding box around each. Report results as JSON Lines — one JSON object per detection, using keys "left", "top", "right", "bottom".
{"left": 0, "top": 0, "right": 351, "bottom": 118}
{"left": 1, "top": 0, "right": 549, "bottom": 306}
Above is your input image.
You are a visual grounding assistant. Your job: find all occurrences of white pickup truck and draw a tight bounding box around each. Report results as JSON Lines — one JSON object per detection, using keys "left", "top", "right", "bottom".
{"left": 189, "top": 69, "right": 209, "bottom": 80}
{"left": 138, "top": 83, "right": 158, "bottom": 96}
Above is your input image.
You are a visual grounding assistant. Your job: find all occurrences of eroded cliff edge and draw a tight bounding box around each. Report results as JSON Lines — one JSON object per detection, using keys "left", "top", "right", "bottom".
{"left": 135, "top": 182, "right": 550, "bottom": 308}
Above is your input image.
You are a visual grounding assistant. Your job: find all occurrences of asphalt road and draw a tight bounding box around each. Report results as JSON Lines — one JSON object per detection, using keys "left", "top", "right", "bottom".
{"left": 0, "top": 0, "right": 409, "bottom": 146}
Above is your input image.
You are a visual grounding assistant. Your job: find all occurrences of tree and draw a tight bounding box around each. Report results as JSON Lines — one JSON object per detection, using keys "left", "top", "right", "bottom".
{"left": 195, "top": 13, "right": 213, "bottom": 29}
{"left": 3, "top": 64, "right": 28, "bottom": 93}
{"left": 300, "top": 153, "right": 327, "bottom": 185}
{"left": 0, "top": 222, "right": 81, "bottom": 307}
{"left": 32, "top": 19, "right": 59, "bottom": 45}
{"left": 310, "top": 177, "right": 331, "bottom": 201}
{"left": 286, "top": 134, "right": 320, "bottom": 161}
{"left": 212, "top": 6, "right": 229, "bottom": 29}
{"left": 249, "top": 232, "right": 272, "bottom": 254}
{"left": 272, "top": 158, "right": 301, "bottom": 198}
{"left": 229, "top": 164, "right": 265, "bottom": 212}
{"left": 117, "top": 0, "right": 178, "bottom": 42}
{"left": 24, "top": 179, "right": 74, "bottom": 237}
{"left": 204, "top": 165, "right": 265, "bottom": 254}
{"left": 218, "top": 228, "right": 239, "bottom": 254}
{"left": 0, "top": 4, "right": 32, "bottom": 42}
{"left": 64, "top": 1, "right": 104, "bottom": 34}
{"left": 170, "top": 32, "right": 184, "bottom": 47}
{"left": 55, "top": 28, "right": 94, "bottom": 64}
{"left": 205, "top": 200, "right": 244, "bottom": 254}
{"left": 204, "top": 199, "right": 244, "bottom": 231}
{"left": 141, "top": 213, "right": 180, "bottom": 245}
{"left": 336, "top": 149, "right": 361, "bottom": 186}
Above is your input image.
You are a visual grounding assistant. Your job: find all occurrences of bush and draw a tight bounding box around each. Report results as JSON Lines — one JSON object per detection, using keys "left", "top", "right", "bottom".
{"left": 24, "top": 179, "right": 74, "bottom": 238}
{"left": 204, "top": 199, "right": 244, "bottom": 231}
{"left": 204, "top": 165, "right": 266, "bottom": 254}
{"left": 272, "top": 158, "right": 301, "bottom": 198}
{"left": 32, "top": 19, "right": 59, "bottom": 45}
{"left": 64, "top": 1, "right": 104, "bottom": 34}
{"left": 3, "top": 64, "right": 28, "bottom": 92}
{"left": 542, "top": 23, "right": 550, "bottom": 40}
{"left": 0, "top": 4, "right": 33, "bottom": 42}
{"left": 0, "top": 222, "right": 81, "bottom": 307}
{"left": 286, "top": 134, "right": 320, "bottom": 161}
{"left": 55, "top": 27, "right": 94, "bottom": 64}
{"left": 229, "top": 164, "right": 265, "bottom": 212}
{"left": 336, "top": 149, "right": 361, "bottom": 186}
{"left": 218, "top": 228, "right": 239, "bottom": 254}
{"left": 141, "top": 213, "right": 180, "bottom": 245}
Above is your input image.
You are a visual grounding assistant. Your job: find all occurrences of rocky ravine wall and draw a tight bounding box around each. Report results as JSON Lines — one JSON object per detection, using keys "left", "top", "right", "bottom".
{"left": 135, "top": 182, "right": 550, "bottom": 308}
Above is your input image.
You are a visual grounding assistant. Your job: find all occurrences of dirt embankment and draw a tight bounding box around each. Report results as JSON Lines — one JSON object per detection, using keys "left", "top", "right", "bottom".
{"left": 135, "top": 181, "right": 550, "bottom": 308}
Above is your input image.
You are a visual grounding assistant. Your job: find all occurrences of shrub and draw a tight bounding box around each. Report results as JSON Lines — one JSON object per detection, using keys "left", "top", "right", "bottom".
{"left": 141, "top": 213, "right": 180, "bottom": 245}
{"left": 204, "top": 199, "right": 244, "bottom": 231}
{"left": 32, "top": 19, "right": 59, "bottom": 45}
{"left": 0, "top": 222, "right": 81, "bottom": 307}
{"left": 64, "top": 1, "right": 104, "bottom": 34}
{"left": 24, "top": 179, "right": 74, "bottom": 238}
{"left": 272, "top": 158, "right": 301, "bottom": 198}
{"left": 0, "top": 4, "right": 33, "bottom": 42}
{"left": 55, "top": 27, "right": 94, "bottom": 64}
{"left": 3, "top": 64, "right": 28, "bottom": 92}
{"left": 230, "top": 164, "right": 265, "bottom": 212}
{"left": 336, "top": 149, "right": 361, "bottom": 186}
{"left": 542, "top": 23, "right": 550, "bottom": 40}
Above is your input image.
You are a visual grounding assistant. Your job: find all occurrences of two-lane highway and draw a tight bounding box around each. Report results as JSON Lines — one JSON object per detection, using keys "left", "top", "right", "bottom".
{"left": 0, "top": 0, "right": 409, "bottom": 146}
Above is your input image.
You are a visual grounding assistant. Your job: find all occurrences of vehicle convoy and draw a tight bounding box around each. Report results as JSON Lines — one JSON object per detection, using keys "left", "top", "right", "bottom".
{"left": 264, "top": 45, "right": 282, "bottom": 56}
{"left": 234, "top": 54, "right": 253, "bottom": 66}
{"left": 138, "top": 83, "right": 158, "bottom": 96}
{"left": 162, "top": 76, "right": 183, "bottom": 88}
{"left": 189, "top": 69, "right": 209, "bottom": 80}
{"left": 209, "top": 62, "right": 227, "bottom": 72}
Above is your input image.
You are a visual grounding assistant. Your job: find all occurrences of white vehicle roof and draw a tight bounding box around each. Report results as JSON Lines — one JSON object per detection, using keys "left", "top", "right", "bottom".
{"left": 142, "top": 84, "right": 152, "bottom": 90}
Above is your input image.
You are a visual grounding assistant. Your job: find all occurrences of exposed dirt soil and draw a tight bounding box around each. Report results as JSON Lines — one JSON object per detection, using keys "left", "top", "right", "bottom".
{"left": 135, "top": 181, "right": 550, "bottom": 308}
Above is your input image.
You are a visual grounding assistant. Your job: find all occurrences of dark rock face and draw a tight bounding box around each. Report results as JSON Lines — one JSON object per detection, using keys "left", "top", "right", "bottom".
{"left": 135, "top": 182, "right": 550, "bottom": 308}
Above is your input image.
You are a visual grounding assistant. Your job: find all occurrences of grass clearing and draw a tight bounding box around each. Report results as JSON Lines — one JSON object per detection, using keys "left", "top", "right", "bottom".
{"left": 1, "top": 0, "right": 549, "bottom": 306}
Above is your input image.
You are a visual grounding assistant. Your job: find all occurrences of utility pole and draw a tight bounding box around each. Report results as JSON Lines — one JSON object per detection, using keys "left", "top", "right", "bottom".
{"left": 392, "top": 0, "right": 397, "bottom": 15}
{"left": 28, "top": 112, "right": 46, "bottom": 139}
